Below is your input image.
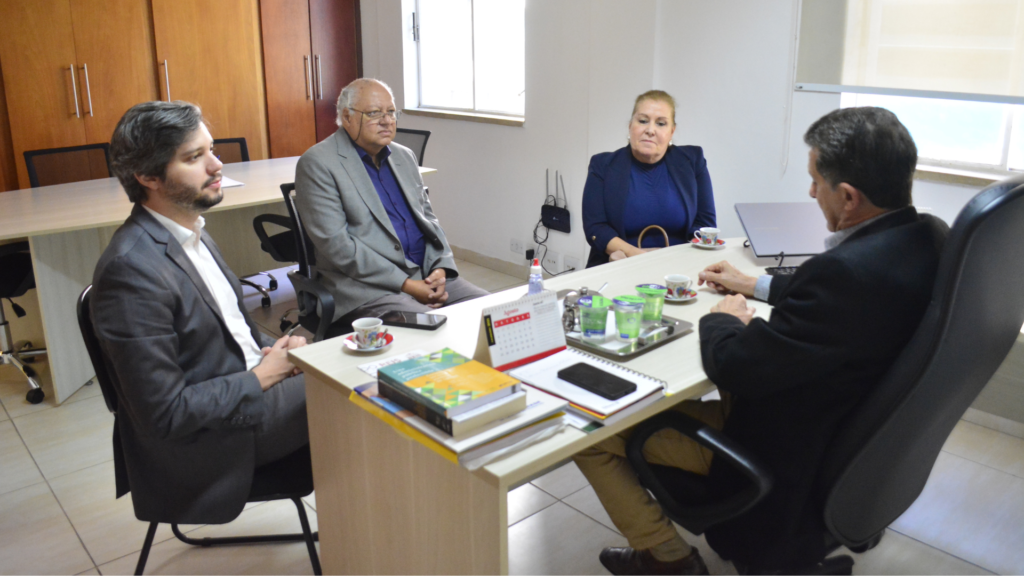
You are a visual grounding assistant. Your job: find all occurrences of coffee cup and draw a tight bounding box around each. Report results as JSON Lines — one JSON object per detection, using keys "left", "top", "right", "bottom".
{"left": 664, "top": 274, "right": 693, "bottom": 298}
{"left": 694, "top": 227, "right": 720, "bottom": 246}
{"left": 352, "top": 317, "right": 386, "bottom": 349}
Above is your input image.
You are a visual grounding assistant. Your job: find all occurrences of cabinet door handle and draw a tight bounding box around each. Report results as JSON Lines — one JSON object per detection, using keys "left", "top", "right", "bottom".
{"left": 68, "top": 64, "right": 80, "bottom": 118}
{"left": 304, "top": 55, "right": 312, "bottom": 100}
{"left": 161, "top": 59, "right": 171, "bottom": 101}
{"left": 315, "top": 55, "right": 323, "bottom": 100}
{"left": 81, "top": 63, "right": 94, "bottom": 117}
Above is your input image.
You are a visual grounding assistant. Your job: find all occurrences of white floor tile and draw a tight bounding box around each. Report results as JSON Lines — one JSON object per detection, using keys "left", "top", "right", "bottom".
{"left": 63, "top": 380, "right": 104, "bottom": 405}
{"left": 508, "top": 501, "right": 625, "bottom": 575}
{"left": 0, "top": 360, "right": 57, "bottom": 419}
{"left": 562, "top": 484, "right": 620, "bottom": 534}
{"left": 943, "top": 420, "right": 1024, "bottom": 480}
{"left": 97, "top": 499, "right": 320, "bottom": 575}
{"left": 13, "top": 394, "right": 113, "bottom": 480}
{"left": 843, "top": 529, "right": 993, "bottom": 575}
{"left": 1, "top": 402, "right": 9, "bottom": 423}
{"left": 891, "top": 452, "right": 1024, "bottom": 575}
{"left": 0, "top": 482, "right": 95, "bottom": 575}
{"left": 0, "top": 419, "right": 44, "bottom": 496}
{"left": 48, "top": 461, "right": 187, "bottom": 566}
{"left": 531, "top": 461, "right": 590, "bottom": 499}
{"left": 508, "top": 482, "right": 557, "bottom": 526}
{"left": 75, "top": 569, "right": 100, "bottom": 576}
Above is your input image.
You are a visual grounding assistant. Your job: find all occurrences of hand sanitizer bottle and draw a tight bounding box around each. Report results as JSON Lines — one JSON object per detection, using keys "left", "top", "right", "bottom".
{"left": 528, "top": 258, "right": 544, "bottom": 294}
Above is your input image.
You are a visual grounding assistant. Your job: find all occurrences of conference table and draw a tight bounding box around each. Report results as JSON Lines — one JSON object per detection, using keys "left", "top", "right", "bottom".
{"left": 288, "top": 239, "right": 777, "bottom": 575}
{"left": 0, "top": 158, "right": 436, "bottom": 403}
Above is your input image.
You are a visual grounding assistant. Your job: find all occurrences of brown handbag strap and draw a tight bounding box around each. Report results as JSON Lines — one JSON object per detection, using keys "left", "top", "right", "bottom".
{"left": 637, "top": 225, "right": 670, "bottom": 248}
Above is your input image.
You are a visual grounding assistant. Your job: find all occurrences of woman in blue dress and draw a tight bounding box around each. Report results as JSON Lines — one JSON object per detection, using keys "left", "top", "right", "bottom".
{"left": 582, "top": 90, "right": 716, "bottom": 268}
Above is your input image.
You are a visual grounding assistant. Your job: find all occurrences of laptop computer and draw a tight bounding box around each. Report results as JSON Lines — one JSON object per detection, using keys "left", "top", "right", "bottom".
{"left": 735, "top": 202, "right": 830, "bottom": 258}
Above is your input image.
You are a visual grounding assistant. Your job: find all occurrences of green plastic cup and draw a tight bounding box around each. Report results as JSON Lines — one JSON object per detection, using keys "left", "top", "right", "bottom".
{"left": 578, "top": 295, "right": 612, "bottom": 341}
{"left": 613, "top": 295, "right": 645, "bottom": 342}
{"left": 636, "top": 284, "right": 668, "bottom": 326}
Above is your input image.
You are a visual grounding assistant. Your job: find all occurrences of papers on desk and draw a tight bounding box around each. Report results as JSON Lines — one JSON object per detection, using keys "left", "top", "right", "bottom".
{"left": 220, "top": 176, "right": 244, "bottom": 188}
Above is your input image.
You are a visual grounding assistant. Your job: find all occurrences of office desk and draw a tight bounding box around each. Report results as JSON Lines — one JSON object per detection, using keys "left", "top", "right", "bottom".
{"left": 0, "top": 159, "right": 436, "bottom": 402}
{"left": 288, "top": 240, "right": 771, "bottom": 574}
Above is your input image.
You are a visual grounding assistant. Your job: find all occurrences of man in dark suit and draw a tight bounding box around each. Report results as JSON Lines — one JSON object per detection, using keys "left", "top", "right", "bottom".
{"left": 574, "top": 107, "right": 949, "bottom": 574}
{"left": 91, "top": 101, "right": 310, "bottom": 524}
{"left": 294, "top": 78, "right": 487, "bottom": 338}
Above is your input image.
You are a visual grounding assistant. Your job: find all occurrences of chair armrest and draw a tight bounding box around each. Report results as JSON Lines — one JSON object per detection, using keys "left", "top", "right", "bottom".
{"left": 626, "top": 411, "right": 773, "bottom": 535}
{"left": 0, "top": 241, "right": 30, "bottom": 258}
{"left": 287, "top": 271, "right": 335, "bottom": 343}
{"left": 253, "top": 214, "right": 295, "bottom": 261}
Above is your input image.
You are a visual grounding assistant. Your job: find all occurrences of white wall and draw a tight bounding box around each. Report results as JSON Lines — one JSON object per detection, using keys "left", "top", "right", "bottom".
{"left": 361, "top": 0, "right": 983, "bottom": 271}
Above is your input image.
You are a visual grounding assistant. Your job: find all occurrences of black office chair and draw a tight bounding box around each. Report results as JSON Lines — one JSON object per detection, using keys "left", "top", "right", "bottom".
{"left": 76, "top": 285, "right": 322, "bottom": 575}
{"left": 280, "top": 183, "right": 341, "bottom": 342}
{"left": 24, "top": 143, "right": 111, "bottom": 188}
{"left": 393, "top": 128, "right": 431, "bottom": 167}
{"left": 627, "top": 174, "right": 1024, "bottom": 574}
{"left": 1, "top": 242, "right": 47, "bottom": 404}
{"left": 212, "top": 137, "right": 250, "bottom": 164}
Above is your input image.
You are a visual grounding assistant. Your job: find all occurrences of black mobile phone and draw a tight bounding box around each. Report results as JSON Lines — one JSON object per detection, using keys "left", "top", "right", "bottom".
{"left": 378, "top": 310, "right": 448, "bottom": 330}
{"left": 557, "top": 363, "right": 637, "bottom": 400}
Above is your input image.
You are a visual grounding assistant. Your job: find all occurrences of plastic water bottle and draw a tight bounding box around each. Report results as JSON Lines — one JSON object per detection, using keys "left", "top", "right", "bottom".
{"left": 528, "top": 258, "right": 544, "bottom": 294}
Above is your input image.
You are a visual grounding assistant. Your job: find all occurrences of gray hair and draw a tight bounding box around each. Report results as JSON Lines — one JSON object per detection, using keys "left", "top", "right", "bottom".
{"left": 109, "top": 101, "right": 204, "bottom": 203}
{"left": 335, "top": 78, "right": 395, "bottom": 126}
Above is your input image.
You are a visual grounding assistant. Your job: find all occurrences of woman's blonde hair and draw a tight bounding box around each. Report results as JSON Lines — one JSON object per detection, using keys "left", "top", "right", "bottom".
{"left": 631, "top": 90, "right": 676, "bottom": 126}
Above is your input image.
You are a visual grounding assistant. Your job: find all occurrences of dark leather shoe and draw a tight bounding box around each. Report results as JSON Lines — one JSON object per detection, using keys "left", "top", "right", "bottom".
{"left": 599, "top": 546, "right": 709, "bottom": 575}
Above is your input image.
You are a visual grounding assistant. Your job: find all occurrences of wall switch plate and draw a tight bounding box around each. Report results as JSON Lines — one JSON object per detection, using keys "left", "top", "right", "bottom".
{"left": 510, "top": 238, "right": 524, "bottom": 256}
{"left": 563, "top": 255, "right": 581, "bottom": 272}
{"left": 543, "top": 250, "right": 559, "bottom": 271}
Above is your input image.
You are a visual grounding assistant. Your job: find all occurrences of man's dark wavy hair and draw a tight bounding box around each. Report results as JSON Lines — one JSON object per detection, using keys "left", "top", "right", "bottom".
{"left": 109, "top": 101, "right": 204, "bottom": 203}
{"left": 804, "top": 106, "right": 917, "bottom": 209}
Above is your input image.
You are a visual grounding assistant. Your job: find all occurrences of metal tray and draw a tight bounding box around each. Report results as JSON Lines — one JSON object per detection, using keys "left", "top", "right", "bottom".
{"left": 565, "top": 314, "right": 694, "bottom": 360}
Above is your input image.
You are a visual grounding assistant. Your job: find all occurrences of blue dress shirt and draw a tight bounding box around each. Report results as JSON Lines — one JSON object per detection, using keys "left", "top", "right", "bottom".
{"left": 354, "top": 143, "right": 426, "bottom": 267}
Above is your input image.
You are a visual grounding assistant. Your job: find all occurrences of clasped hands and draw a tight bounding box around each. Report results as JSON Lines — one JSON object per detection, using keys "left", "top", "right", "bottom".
{"left": 253, "top": 334, "right": 308, "bottom": 391}
{"left": 402, "top": 268, "right": 448, "bottom": 308}
{"left": 698, "top": 260, "right": 758, "bottom": 325}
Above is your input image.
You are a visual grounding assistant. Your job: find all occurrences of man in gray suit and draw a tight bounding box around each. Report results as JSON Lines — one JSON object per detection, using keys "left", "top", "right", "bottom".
{"left": 91, "top": 101, "right": 310, "bottom": 524}
{"left": 295, "top": 79, "right": 487, "bottom": 337}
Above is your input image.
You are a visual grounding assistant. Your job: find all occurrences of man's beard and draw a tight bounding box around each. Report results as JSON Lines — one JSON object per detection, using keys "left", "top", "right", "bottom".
{"left": 164, "top": 175, "right": 223, "bottom": 211}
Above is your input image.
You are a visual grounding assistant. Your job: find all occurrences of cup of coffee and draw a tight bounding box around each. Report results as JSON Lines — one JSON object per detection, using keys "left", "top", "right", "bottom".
{"left": 664, "top": 274, "right": 693, "bottom": 298}
{"left": 694, "top": 227, "right": 720, "bottom": 246}
{"left": 352, "top": 317, "right": 386, "bottom": 349}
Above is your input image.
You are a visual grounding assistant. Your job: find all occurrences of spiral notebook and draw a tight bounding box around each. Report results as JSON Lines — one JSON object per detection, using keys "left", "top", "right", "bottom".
{"left": 509, "top": 347, "right": 665, "bottom": 417}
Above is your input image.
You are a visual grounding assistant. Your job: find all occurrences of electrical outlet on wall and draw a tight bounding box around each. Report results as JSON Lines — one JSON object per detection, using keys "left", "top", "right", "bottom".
{"left": 510, "top": 238, "right": 524, "bottom": 256}
{"left": 563, "top": 255, "right": 581, "bottom": 273}
{"left": 543, "top": 250, "right": 559, "bottom": 271}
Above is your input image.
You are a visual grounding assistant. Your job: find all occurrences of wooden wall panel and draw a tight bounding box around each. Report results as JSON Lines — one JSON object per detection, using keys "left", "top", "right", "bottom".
{"left": 261, "top": 0, "right": 318, "bottom": 158}
{"left": 151, "top": 0, "right": 270, "bottom": 160}
{"left": 310, "top": 0, "right": 362, "bottom": 141}
{"left": 0, "top": 57, "right": 19, "bottom": 192}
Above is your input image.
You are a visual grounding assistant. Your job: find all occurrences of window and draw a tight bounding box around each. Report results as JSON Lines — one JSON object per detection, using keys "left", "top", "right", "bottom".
{"left": 412, "top": 0, "right": 525, "bottom": 118}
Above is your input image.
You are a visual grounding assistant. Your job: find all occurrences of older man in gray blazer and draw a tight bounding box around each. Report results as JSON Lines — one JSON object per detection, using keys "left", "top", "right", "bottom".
{"left": 91, "top": 101, "right": 310, "bottom": 524}
{"left": 295, "top": 79, "right": 487, "bottom": 337}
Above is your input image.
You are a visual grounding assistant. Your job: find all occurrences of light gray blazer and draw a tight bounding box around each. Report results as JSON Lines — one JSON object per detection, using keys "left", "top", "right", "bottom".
{"left": 91, "top": 205, "right": 275, "bottom": 524}
{"left": 294, "top": 129, "right": 458, "bottom": 319}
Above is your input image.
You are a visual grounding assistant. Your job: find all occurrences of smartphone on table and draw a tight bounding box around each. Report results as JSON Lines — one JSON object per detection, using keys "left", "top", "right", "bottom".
{"left": 378, "top": 310, "right": 448, "bottom": 330}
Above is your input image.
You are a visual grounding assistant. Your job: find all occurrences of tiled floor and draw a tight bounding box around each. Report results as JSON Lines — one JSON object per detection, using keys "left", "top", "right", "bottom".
{"left": 2, "top": 260, "right": 1024, "bottom": 574}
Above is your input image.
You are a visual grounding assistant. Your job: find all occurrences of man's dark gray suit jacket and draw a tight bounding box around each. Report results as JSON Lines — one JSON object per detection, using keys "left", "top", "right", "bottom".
{"left": 91, "top": 204, "right": 276, "bottom": 524}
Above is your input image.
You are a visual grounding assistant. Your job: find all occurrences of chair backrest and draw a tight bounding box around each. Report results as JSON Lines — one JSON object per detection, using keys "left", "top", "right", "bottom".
{"left": 820, "top": 174, "right": 1024, "bottom": 548}
{"left": 24, "top": 143, "right": 111, "bottom": 188}
{"left": 280, "top": 183, "right": 315, "bottom": 275}
{"left": 393, "top": 128, "right": 430, "bottom": 166}
{"left": 76, "top": 285, "right": 119, "bottom": 415}
{"left": 213, "top": 138, "right": 250, "bottom": 164}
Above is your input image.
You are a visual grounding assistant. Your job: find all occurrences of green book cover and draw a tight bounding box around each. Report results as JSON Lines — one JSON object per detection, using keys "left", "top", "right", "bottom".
{"left": 378, "top": 348, "right": 521, "bottom": 417}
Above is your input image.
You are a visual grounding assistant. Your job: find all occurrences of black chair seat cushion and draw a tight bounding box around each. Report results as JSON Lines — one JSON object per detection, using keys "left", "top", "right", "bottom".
{"left": 249, "top": 444, "right": 314, "bottom": 502}
{"left": 0, "top": 252, "right": 35, "bottom": 298}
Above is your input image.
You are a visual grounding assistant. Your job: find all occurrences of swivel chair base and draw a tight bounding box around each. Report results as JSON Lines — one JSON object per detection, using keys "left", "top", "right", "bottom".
{"left": 240, "top": 272, "right": 278, "bottom": 308}
{"left": 1, "top": 305, "right": 46, "bottom": 404}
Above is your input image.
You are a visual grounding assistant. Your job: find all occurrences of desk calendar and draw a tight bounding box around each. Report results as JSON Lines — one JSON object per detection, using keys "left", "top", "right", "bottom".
{"left": 474, "top": 291, "right": 566, "bottom": 372}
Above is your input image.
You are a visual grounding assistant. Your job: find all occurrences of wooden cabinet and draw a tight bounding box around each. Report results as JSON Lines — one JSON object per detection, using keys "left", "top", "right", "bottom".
{"left": 0, "top": 0, "right": 156, "bottom": 189}
{"left": 261, "top": 0, "right": 362, "bottom": 158}
{"left": 152, "top": 0, "right": 270, "bottom": 161}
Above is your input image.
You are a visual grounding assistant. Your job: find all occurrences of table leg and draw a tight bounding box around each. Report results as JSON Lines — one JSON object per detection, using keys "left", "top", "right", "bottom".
{"left": 305, "top": 373, "right": 508, "bottom": 574}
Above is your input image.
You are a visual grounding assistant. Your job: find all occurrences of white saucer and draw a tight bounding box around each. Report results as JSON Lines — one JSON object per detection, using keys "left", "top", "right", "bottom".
{"left": 342, "top": 333, "right": 394, "bottom": 354}
{"left": 690, "top": 238, "right": 726, "bottom": 250}
{"left": 665, "top": 289, "right": 698, "bottom": 303}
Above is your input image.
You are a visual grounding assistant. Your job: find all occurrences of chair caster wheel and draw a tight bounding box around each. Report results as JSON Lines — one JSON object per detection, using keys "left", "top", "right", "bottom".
{"left": 26, "top": 388, "right": 45, "bottom": 404}
{"left": 268, "top": 278, "right": 279, "bottom": 291}
{"left": 261, "top": 296, "right": 271, "bottom": 308}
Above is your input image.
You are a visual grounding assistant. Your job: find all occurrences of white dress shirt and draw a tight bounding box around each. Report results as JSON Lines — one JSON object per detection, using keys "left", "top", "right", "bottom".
{"left": 143, "top": 206, "right": 264, "bottom": 370}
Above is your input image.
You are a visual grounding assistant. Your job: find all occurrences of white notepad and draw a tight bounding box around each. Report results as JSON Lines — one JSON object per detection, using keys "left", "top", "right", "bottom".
{"left": 509, "top": 347, "right": 665, "bottom": 416}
